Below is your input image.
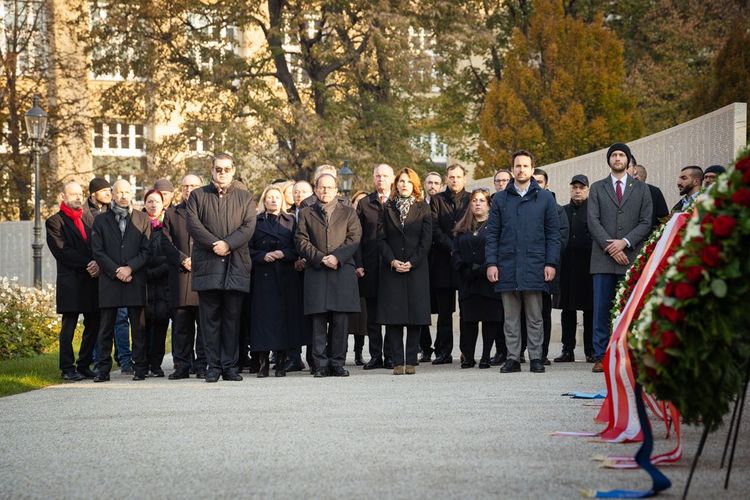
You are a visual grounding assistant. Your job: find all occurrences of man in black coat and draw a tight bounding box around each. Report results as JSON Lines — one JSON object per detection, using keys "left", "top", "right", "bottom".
{"left": 162, "top": 174, "right": 206, "bottom": 379}
{"left": 186, "top": 153, "right": 257, "bottom": 383}
{"left": 554, "top": 175, "right": 595, "bottom": 363}
{"left": 91, "top": 179, "right": 152, "bottom": 382}
{"left": 356, "top": 163, "right": 395, "bottom": 370}
{"left": 45, "top": 182, "right": 100, "bottom": 381}
{"left": 419, "top": 171, "right": 443, "bottom": 362}
{"left": 296, "top": 174, "right": 362, "bottom": 377}
{"left": 628, "top": 164, "right": 669, "bottom": 231}
{"left": 430, "top": 164, "right": 471, "bottom": 364}
{"left": 87, "top": 177, "right": 111, "bottom": 217}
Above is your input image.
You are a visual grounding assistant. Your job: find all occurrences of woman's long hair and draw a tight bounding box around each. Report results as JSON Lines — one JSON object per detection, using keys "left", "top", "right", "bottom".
{"left": 453, "top": 188, "right": 490, "bottom": 236}
{"left": 258, "top": 185, "right": 288, "bottom": 214}
{"left": 389, "top": 168, "right": 423, "bottom": 201}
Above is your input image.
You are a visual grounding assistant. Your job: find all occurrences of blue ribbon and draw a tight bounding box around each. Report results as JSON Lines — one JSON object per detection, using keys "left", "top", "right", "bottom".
{"left": 593, "top": 384, "right": 672, "bottom": 498}
{"left": 562, "top": 389, "right": 607, "bottom": 399}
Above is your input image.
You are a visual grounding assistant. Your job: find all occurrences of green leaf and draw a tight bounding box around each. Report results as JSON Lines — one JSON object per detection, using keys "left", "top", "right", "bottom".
{"left": 711, "top": 279, "right": 728, "bottom": 298}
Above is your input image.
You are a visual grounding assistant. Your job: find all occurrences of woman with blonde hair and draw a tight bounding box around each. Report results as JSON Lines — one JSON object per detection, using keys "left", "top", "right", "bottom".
{"left": 376, "top": 168, "right": 432, "bottom": 375}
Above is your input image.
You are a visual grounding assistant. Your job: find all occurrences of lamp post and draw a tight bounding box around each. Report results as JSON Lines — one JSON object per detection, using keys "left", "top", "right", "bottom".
{"left": 25, "top": 95, "right": 48, "bottom": 289}
{"left": 338, "top": 160, "right": 353, "bottom": 198}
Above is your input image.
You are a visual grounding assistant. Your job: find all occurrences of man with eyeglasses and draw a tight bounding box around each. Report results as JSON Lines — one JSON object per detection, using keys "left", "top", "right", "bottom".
{"left": 186, "top": 153, "right": 257, "bottom": 383}
{"left": 162, "top": 174, "right": 207, "bottom": 379}
{"left": 493, "top": 169, "right": 512, "bottom": 193}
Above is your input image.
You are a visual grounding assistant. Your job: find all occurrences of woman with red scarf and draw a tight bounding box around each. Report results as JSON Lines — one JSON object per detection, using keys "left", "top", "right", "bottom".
{"left": 144, "top": 189, "right": 171, "bottom": 377}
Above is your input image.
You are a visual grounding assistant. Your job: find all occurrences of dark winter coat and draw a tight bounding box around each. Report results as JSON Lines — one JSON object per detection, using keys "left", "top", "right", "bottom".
{"left": 484, "top": 179, "right": 561, "bottom": 293}
{"left": 295, "top": 202, "right": 362, "bottom": 314}
{"left": 430, "top": 189, "right": 471, "bottom": 288}
{"left": 91, "top": 208, "right": 151, "bottom": 308}
{"left": 549, "top": 198, "right": 571, "bottom": 297}
{"left": 249, "top": 212, "right": 304, "bottom": 351}
{"left": 45, "top": 207, "right": 98, "bottom": 313}
{"left": 451, "top": 224, "right": 500, "bottom": 302}
{"left": 558, "top": 199, "right": 594, "bottom": 311}
{"left": 161, "top": 203, "right": 198, "bottom": 308}
{"left": 375, "top": 200, "right": 432, "bottom": 326}
{"left": 185, "top": 181, "right": 257, "bottom": 292}
{"left": 355, "top": 192, "right": 386, "bottom": 298}
{"left": 647, "top": 183, "right": 669, "bottom": 231}
{"left": 145, "top": 224, "right": 170, "bottom": 320}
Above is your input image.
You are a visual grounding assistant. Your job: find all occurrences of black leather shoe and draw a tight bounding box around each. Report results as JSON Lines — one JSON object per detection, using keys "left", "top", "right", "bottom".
{"left": 419, "top": 351, "right": 432, "bottom": 363}
{"left": 363, "top": 357, "right": 383, "bottom": 370}
{"left": 500, "top": 360, "right": 521, "bottom": 373}
{"left": 132, "top": 371, "right": 147, "bottom": 381}
{"left": 76, "top": 367, "right": 97, "bottom": 379}
{"left": 283, "top": 358, "right": 305, "bottom": 372}
{"left": 149, "top": 368, "right": 165, "bottom": 378}
{"left": 205, "top": 370, "right": 221, "bottom": 383}
{"left": 554, "top": 352, "right": 575, "bottom": 363}
{"left": 478, "top": 359, "right": 491, "bottom": 369}
{"left": 223, "top": 370, "right": 243, "bottom": 381}
{"left": 489, "top": 353, "right": 506, "bottom": 366}
{"left": 62, "top": 371, "right": 84, "bottom": 381}
{"left": 354, "top": 351, "right": 365, "bottom": 366}
{"left": 586, "top": 355, "right": 596, "bottom": 363}
{"left": 314, "top": 367, "right": 329, "bottom": 378}
{"left": 121, "top": 366, "right": 134, "bottom": 375}
{"left": 542, "top": 357, "right": 551, "bottom": 366}
{"left": 432, "top": 354, "right": 453, "bottom": 365}
{"left": 530, "top": 359, "right": 546, "bottom": 373}
{"left": 331, "top": 366, "right": 349, "bottom": 377}
{"left": 460, "top": 359, "right": 476, "bottom": 369}
{"left": 194, "top": 369, "right": 207, "bottom": 379}
{"left": 168, "top": 370, "right": 190, "bottom": 380}
{"left": 257, "top": 358, "right": 270, "bottom": 378}
{"left": 383, "top": 358, "right": 394, "bottom": 369}
{"left": 93, "top": 373, "right": 110, "bottom": 382}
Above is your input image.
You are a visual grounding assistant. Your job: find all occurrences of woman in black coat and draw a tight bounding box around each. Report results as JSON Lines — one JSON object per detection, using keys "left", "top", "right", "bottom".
{"left": 376, "top": 168, "right": 432, "bottom": 375}
{"left": 452, "top": 188, "right": 503, "bottom": 369}
{"left": 249, "top": 186, "right": 304, "bottom": 377}
{"left": 143, "top": 189, "right": 171, "bottom": 377}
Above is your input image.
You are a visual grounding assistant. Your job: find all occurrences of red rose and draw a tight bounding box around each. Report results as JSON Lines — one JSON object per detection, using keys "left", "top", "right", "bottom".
{"left": 661, "top": 330, "right": 679, "bottom": 349}
{"left": 701, "top": 214, "right": 715, "bottom": 230}
{"left": 737, "top": 158, "right": 750, "bottom": 172}
{"left": 701, "top": 245, "right": 722, "bottom": 267}
{"left": 685, "top": 266, "right": 703, "bottom": 282}
{"left": 632, "top": 271, "right": 641, "bottom": 281}
{"left": 658, "top": 304, "right": 685, "bottom": 323}
{"left": 713, "top": 215, "right": 737, "bottom": 238}
{"left": 674, "top": 282, "right": 697, "bottom": 301}
{"left": 654, "top": 347, "right": 670, "bottom": 366}
{"left": 715, "top": 197, "right": 725, "bottom": 209}
{"left": 731, "top": 188, "right": 750, "bottom": 206}
{"left": 646, "top": 243, "right": 656, "bottom": 254}
{"left": 665, "top": 282, "right": 675, "bottom": 296}
{"left": 743, "top": 169, "right": 750, "bottom": 185}
{"left": 693, "top": 236, "right": 704, "bottom": 246}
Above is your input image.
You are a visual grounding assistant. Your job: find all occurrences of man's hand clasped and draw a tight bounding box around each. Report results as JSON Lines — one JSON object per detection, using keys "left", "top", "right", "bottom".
{"left": 212, "top": 240, "right": 231, "bottom": 256}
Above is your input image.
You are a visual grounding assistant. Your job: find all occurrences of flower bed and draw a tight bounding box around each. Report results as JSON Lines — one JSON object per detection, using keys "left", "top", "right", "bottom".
{"left": 0, "top": 278, "right": 59, "bottom": 359}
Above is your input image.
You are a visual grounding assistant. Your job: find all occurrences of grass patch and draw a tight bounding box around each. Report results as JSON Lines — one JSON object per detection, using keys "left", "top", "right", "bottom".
{"left": 0, "top": 349, "right": 63, "bottom": 397}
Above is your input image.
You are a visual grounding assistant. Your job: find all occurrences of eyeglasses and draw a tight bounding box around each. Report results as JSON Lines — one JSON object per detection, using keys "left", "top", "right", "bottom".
{"left": 214, "top": 167, "right": 233, "bottom": 174}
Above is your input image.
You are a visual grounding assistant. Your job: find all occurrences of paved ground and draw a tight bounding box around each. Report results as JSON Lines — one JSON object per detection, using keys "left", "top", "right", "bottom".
{"left": 0, "top": 338, "right": 747, "bottom": 499}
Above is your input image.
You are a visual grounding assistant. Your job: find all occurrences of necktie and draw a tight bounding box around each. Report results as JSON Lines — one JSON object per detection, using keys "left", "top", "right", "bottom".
{"left": 616, "top": 180, "right": 623, "bottom": 204}
{"left": 380, "top": 195, "right": 386, "bottom": 205}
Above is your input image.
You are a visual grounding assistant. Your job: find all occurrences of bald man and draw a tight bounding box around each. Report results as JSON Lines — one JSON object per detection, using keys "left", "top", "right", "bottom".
{"left": 46, "top": 182, "right": 101, "bottom": 381}
{"left": 91, "top": 179, "right": 152, "bottom": 382}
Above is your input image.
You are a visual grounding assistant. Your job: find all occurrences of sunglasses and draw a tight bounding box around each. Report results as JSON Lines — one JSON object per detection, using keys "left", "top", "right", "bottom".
{"left": 214, "top": 167, "right": 233, "bottom": 174}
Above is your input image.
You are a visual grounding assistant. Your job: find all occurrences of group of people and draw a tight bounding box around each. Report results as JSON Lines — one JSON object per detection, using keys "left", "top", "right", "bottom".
{"left": 46, "top": 143, "right": 724, "bottom": 382}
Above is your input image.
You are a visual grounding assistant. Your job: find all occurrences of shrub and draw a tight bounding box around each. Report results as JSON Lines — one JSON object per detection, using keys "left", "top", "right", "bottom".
{"left": 0, "top": 277, "right": 59, "bottom": 360}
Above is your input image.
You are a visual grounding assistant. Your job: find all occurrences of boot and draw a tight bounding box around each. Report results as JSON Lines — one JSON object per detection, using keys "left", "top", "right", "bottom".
{"left": 354, "top": 349, "right": 365, "bottom": 366}
{"left": 275, "top": 352, "right": 287, "bottom": 377}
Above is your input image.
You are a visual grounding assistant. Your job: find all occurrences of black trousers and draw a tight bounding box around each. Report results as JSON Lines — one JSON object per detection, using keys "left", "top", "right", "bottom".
{"left": 434, "top": 288, "right": 456, "bottom": 357}
{"left": 96, "top": 307, "right": 146, "bottom": 374}
{"left": 311, "top": 312, "right": 348, "bottom": 368}
{"left": 520, "top": 293, "right": 552, "bottom": 358}
{"left": 561, "top": 309, "right": 593, "bottom": 357}
{"left": 59, "top": 311, "right": 99, "bottom": 373}
{"left": 353, "top": 335, "right": 364, "bottom": 353}
{"left": 386, "top": 325, "right": 420, "bottom": 366}
{"left": 145, "top": 307, "right": 170, "bottom": 372}
{"left": 172, "top": 306, "right": 205, "bottom": 372}
{"left": 420, "top": 325, "right": 433, "bottom": 355}
{"left": 460, "top": 321, "right": 499, "bottom": 362}
{"left": 198, "top": 290, "right": 245, "bottom": 372}
{"left": 365, "top": 297, "right": 390, "bottom": 360}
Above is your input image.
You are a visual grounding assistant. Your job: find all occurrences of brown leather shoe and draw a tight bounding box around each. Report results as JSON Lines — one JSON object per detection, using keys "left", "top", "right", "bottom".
{"left": 404, "top": 365, "right": 416, "bottom": 375}
{"left": 393, "top": 365, "right": 405, "bottom": 375}
{"left": 592, "top": 361, "right": 604, "bottom": 373}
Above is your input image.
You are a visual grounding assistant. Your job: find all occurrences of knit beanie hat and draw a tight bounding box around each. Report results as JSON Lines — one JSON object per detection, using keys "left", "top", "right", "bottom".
{"left": 88, "top": 177, "right": 111, "bottom": 194}
{"left": 606, "top": 143, "right": 633, "bottom": 166}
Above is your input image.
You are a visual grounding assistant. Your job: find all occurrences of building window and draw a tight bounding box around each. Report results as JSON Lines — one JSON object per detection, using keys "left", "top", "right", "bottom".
{"left": 0, "top": 0, "right": 48, "bottom": 76}
{"left": 93, "top": 121, "right": 146, "bottom": 157}
{"left": 187, "top": 126, "right": 214, "bottom": 154}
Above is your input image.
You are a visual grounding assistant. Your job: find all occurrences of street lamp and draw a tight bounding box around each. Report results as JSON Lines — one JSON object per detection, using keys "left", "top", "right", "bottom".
{"left": 25, "top": 95, "right": 48, "bottom": 289}
{"left": 338, "top": 160, "right": 353, "bottom": 198}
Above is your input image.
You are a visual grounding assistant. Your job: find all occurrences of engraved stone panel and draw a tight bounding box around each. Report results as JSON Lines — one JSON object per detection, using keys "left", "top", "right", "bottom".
{"left": 0, "top": 221, "right": 57, "bottom": 286}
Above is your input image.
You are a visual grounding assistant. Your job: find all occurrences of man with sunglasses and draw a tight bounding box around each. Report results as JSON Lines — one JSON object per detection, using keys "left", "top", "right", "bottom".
{"left": 186, "top": 153, "right": 257, "bottom": 383}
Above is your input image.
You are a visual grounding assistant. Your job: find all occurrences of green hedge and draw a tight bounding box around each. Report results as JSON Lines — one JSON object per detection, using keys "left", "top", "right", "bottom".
{"left": 0, "top": 278, "right": 59, "bottom": 360}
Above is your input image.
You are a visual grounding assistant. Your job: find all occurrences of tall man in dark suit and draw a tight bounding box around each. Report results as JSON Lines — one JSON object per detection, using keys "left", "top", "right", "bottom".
{"left": 296, "top": 174, "right": 362, "bottom": 377}
{"left": 357, "top": 163, "right": 394, "bottom": 369}
{"left": 186, "top": 153, "right": 257, "bottom": 383}
{"left": 162, "top": 174, "right": 206, "bottom": 379}
{"left": 430, "top": 164, "right": 471, "bottom": 364}
{"left": 46, "top": 182, "right": 100, "bottom": 381}
{"left": 588, "top": 143, "right": 653, "bottom": 372}
{"left": 91, "top": 179, "right": 152, "bottom": 382}
{"left": 554, "top": 175, "right": 595, "bottom": 363}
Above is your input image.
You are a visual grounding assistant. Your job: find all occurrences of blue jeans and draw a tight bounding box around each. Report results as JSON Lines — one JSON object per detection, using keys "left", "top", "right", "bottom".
{"left": 592, "top": 274, "right": 622, "bottom": 360}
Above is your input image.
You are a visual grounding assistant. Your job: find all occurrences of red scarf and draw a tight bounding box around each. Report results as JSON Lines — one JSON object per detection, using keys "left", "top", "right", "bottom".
{"left": 59, "top": 202, "right": 87, "bottom": 241}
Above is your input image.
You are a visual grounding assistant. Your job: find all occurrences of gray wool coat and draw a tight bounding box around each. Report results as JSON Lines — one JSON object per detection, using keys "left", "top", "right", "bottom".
{"left": 295, "top": 202, "right": 362, "bottom": 314}
{"left": 587, "top": 174, "right": 653, "bottom": 275}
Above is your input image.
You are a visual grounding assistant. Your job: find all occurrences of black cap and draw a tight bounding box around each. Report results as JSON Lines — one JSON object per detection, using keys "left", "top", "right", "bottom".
{"left": 704, "top": 165, "right": 726, "bottom": 175}
{"left": 570, "top": 174, "right": 589, "bottom": 186}
{"left": 606, "top": 142, "right": 633, "bottom": 166}
{"left": 88, "top": 177, "right": 111, "bottom": 194}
